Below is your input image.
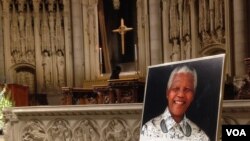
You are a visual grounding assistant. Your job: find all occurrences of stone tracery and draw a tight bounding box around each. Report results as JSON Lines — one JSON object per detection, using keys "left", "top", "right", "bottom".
{"left": 1, "top": 0, "right": 70, "bottom": 92}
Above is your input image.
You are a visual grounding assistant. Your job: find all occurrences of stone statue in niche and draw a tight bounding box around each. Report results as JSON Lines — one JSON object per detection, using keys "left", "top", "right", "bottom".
{"left": 10, "top": 3, "right": 21, "bottom": 64}
{"left": 198, "top": 0, "right": 225, "bottom": 47}
{"left": 183, "top": 35, "right": 191, "bottom": 59}
{"left": 42, "top": 51, "right": 52, "bottom": 88}
{"left": 169, "top": 0, "right": 180, "bottom": 40}
{"left": 102, "top": 118, "right": 131, "bottom": 141}
{"left": 214, "top": 0, "right": 225, "bottom": 43}
{"left": 26, "top": 51, "right": 35, "bottom": 64}
{"left": 41, "top": 3, "right": 51, "bottom": 54}
{"left": 74, "top": 119, "right": 100, "bottom": 141}
{"left": 214, "top": 0, "right": 224, "bottom": 31}
{"left": 56, "top": 51, "right": 65, "bottom": 87}
{"left": 182, "top": 0, "right": 191, "bottom": 38}
{"left": 48, "top": 0, "right": 55, "bottom": 12}
{"left": 170, "top": 39, "right": 181, "bottom": 61}
{"left": 17, "top": 0, "right": 25, "bottom": 55}
{"left": 55, "top": 2, "right": 65, "bottom": 54}
{"left": 48, "top": 119, "right": 72, "bottom": 141}
{"left": 25, "top": 3, "right": 35, "bottom": 54}
{"left": 199, "top": 0, "right": 209, "bottom": 35}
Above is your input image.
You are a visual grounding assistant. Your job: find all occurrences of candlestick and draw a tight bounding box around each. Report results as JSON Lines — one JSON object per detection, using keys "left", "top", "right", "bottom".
{"left": 134, "top": 44, "right": 137, "bottom": 61}
{"left": 99, "top": 48, "right": 103, "bottom": 64}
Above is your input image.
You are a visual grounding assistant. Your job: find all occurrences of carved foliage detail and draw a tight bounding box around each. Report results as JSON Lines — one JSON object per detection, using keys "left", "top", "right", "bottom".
{"left": 73, "top": 119, "right": 100, "bottom": 141}
{"left": 102, "top": 118, "right": 131, "bottom": 141}
{"left": 15, "top": 117, "right": 140, "bottom": 141}
{"left": 21, "top": 120, "right": 46, "bottom": 141}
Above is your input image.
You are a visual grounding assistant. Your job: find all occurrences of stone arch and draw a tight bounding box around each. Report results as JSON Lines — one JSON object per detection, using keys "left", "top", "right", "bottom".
{"left": 9, "top": 63, "right": 36, "bottom": 94}
{"left": 200, "top": 44, "right": 225, "bottom": 56}
{"left": 221, "top": 116, "right": 239, "bottom": 125}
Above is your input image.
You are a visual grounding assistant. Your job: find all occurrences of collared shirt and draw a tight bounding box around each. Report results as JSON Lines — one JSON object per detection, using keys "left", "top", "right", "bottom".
{"left": 140, "top": 108, "right": 210, "bottom": 141}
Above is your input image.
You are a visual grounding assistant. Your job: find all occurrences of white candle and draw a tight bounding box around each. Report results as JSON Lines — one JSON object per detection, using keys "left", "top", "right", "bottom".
{"left": 99, "top": 48, "right": 103, "bottom": 64}
{"left": 134, "top": 44, "right": 137, "bottom": 61}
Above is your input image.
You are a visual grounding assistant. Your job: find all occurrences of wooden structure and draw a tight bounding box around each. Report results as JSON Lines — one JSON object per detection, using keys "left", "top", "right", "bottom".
{"left": 61, "top": 87, "right": 95, "bottom": 105}
{"left": 0, "top": 84, "right": 29, "bottom": 107}
{"left": 61, "top": 78, "right": 145, "bottom": 105}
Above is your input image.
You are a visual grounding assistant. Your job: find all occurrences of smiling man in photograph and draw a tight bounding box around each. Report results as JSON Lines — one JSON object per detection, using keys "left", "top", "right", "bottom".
{"left": 140, "top": 65, "right": 210, "bottom": 141}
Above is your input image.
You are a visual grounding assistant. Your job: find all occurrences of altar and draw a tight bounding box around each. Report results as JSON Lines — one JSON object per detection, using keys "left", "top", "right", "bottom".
{"left": 2, "top": 100, "right": 250, "bottom": 141}
{"left": 3, "top": 103, "right": 142, "bottom": 141}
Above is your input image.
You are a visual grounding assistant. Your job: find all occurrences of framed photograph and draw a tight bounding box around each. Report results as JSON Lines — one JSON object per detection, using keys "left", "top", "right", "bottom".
{"left": 140, "top": 54, "right": 225, "bottom": 141}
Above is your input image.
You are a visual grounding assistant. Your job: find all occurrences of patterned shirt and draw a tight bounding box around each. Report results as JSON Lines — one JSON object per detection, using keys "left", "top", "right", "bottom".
{"left": 140, "top": 108, "right": 210, "bottom": 141}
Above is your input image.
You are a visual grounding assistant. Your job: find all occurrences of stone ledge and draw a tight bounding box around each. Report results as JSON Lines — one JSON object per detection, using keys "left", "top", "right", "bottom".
{"left": 3, "top": 103, "right": 143, "bottom": 117}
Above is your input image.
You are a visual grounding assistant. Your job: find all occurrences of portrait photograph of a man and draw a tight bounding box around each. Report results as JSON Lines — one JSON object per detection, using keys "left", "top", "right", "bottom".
{"left": 140, "top": 54, "right": 225, "bottom": 141}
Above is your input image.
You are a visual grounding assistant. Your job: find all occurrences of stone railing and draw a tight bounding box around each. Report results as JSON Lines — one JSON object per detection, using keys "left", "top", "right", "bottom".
{"left": 222, "top": 100, "right": 250, "bottom": 124}
{"left": 3, "top": 103, "right": 142, "bottom": 141}
{"left": 2, "top": 100, "right": 250, "bottom": 141}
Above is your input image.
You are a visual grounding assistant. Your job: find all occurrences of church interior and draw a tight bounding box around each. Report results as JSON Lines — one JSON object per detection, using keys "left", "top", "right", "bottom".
{"left": 0, "top": 0, "right": 250, "bottom": 140}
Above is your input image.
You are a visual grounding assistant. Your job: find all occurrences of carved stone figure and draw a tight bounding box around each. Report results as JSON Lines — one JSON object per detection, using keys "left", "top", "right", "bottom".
{"left": 17, "top": 1, "right": 25, "bottom": 55}
{"left": 214, "top": 0, "right": 224, "bottom": 31}
{"left": 42, "top": 51, "right": 52, "bottom": 88}
{"left": 169, "top": 0, "right": 180, "bottom": 40}
{"left": 102, "top": 119, "right": 131, "bottom": 141}
{"left": 199, "top": 0, "right": 209, "bottom": 33}
{"left": 41, "top": 3, "right": 51, "bottom": 53}
{"left": 48, "top": 119, "right": 72, "bottom": 141}
{"left": 182, "top": 0, "right": 191, "bottom": 38}
{"left": 55, "top": 3, "right": 65, "bottom": 54}
{"left": 22, "top": 120, "right": 46, "bottom": 141}
{"left": 26, "top": 51, "right": 35, "bottom": 64}
{"left": 10, "top": 4, "right": 21, "bottom": 61}
{"left": 48, "top": 0, "right": 55, "bottom": 12}
{"left": 171, "top": 39, "right": 181, "bottom": 61}
{"left": 56, "top": 51, "right": 65, "bottom": 87}
{"left": 74, "top": 119, "right": 100, "bottom": 141}
{"left": 25, "top": 4, "right": 35, "bottom": 54}
{"left": 183, "top": 35, "right": 191, "bottom": 59}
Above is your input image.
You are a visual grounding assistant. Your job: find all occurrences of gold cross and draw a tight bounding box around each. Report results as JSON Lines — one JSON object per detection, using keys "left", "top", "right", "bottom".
{"left": 112, "top": 18, "right": 133, "bottom": 54}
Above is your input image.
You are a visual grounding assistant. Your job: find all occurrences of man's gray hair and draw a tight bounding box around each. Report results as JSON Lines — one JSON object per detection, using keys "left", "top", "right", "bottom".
{"left": 167, "top": 65, "right": 197, "bottom": 90}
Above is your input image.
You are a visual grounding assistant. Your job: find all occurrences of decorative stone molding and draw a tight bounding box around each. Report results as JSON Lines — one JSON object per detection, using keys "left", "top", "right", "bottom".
{"left": 0, "top": 0, "right": 72, "bottom": 93}
{"left": 222, "top": 100, "right": 250, "bottom": 125}
{"left": 3, "top": 103, "right": 142, "bottom": 141}
{"left": 3, "top": 100, "right": 250, "bottom": 140}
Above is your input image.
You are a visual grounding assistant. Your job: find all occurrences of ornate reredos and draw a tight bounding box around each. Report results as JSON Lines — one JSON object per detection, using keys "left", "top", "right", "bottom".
{"left": 1, "top": 0, "right": 72, "bottom": 93}
{"left": 0, "top": 0, "right": 231, "bottom": 93}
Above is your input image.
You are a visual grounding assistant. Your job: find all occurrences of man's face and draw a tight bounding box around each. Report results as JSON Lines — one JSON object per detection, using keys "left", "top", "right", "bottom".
{"left": 167, "top": 73, "right": 195, "bottom": 122}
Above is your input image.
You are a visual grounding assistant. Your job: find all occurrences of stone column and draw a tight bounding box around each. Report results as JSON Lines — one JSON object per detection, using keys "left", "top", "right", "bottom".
{"left": 149, "top": 0, "right": 163, "bottom": 65}
{"left": 71, "top": 0, "right": 84, "bottom": 87}
{"left": 62, "top": 0, "right": 73, "bottom": 87}
{"left": 82, "top": 0, "right": 99, "bottom": 80}
{"left": 33, "top": 0, "right": 43, "bottom": 92}
{"left": 0, "top": 2, "right": 5, "bottom": 82}
{"left": 233, "top": 0, "right": 248, "bottom": 77}
{"left": 1, "top": 0, "right": 11, "bottom": 83}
